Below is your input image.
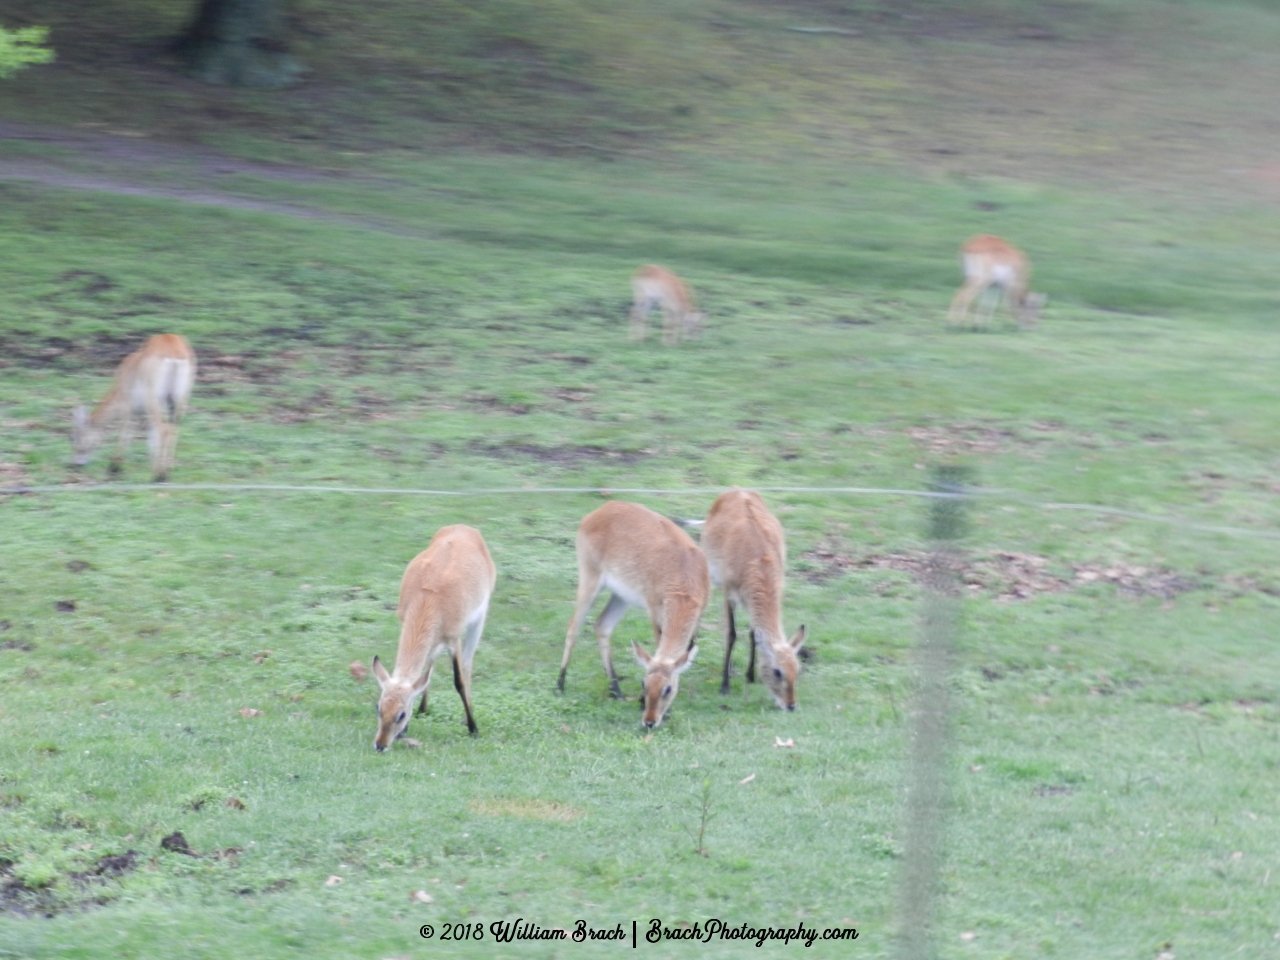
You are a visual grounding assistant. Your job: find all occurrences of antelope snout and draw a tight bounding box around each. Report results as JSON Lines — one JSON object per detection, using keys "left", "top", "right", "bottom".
{"left": 374, "top": 741, "right": 386, "bottom": 753}
{"left": 642, "top": 719, "right": 656, "bottom": 730}
{"left": 786, "top": 703, "right": 796, "bottom": 712}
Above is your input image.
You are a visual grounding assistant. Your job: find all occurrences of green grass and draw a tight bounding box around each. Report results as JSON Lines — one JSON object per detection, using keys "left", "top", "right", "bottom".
{"left": 2, "top": 0, "right": 1280, "bottom": 957}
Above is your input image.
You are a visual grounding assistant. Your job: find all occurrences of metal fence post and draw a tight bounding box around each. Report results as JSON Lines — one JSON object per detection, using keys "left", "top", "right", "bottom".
{"left": 897, "top": 465, "right": 970, "bottom": 960}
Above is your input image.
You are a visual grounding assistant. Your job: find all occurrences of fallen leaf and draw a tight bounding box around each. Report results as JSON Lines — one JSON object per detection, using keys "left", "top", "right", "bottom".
{"left": 738, "top": 773, "right": 756, "bottom": 785}
{"left": 774, "top": 737, "right": 796, "bottom": 748}
{"left": 560, "top": 724, "right": 572, "bottom": 733}
{"left": 410, "top": 890, "right": 434, "bottom": 904}
{"left": 349, "top": 660, "right": 368, "bottom": 681}
{"left": 325, "top": 875, "right": 343, "bottom": 887}
{"left": 253, "top": 651, "right": 270, "bottom": 665}
{"left": 401, "top": 738, "right": 422, "bottom": 748}
{"left": 960, "top": 930, "right": 976, "bottom": 941}
{"left": 969, "top": 765, "right": 984, "bottom": 773}
{"left": 225, "top": 797, "right": 246, "bottom": 811}
{"left": 1232, "top": 851, "right": 1244, "bottom": 860}
{"left": 239, "top": 708, "right": 264, "bottom": 718}
{"left": 643, "top": 733, "right": 653, "bottom": 743}
{"left": 430, "top": 877, "right": 441, "bottom": 883}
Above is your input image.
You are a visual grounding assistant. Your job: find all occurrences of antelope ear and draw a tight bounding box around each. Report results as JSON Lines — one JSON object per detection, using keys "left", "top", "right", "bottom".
{"left": 790, "top": 625, "right": 807, "bottom": 651}
{"left": 674, "top": 643, "right": 698, "bottom": 673}
{"left": 371, "top": 655, "right": 391, "bottom": 687}
{"left": 410, "top": 666, "right": 432, "bottom": 698}
{"left": 631, "top": 641, "right": 652, "bottom": 668}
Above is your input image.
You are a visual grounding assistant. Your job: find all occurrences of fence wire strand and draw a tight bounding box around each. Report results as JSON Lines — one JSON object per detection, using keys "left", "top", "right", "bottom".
{"left": 2, "top": 481, "right": 1277, "bottom": 541}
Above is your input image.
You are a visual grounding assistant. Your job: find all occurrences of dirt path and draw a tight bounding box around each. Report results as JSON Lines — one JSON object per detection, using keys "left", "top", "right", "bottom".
{"left": 0, "top": 121, "right": 433, "bottom": 239}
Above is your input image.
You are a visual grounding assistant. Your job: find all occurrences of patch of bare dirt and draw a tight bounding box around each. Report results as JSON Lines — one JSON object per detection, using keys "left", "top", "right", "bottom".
{"left": 799, "top": 536, "right": 1202, "bottom": 601}
{"left": 1, "top": 849, "right": 138, "bottom": 917}
{"left": 0, "top": 462, "right": 31, "bottom": 487}
{"left": 905, "top": 420, "right": 1088, "bottom": 457}
{"left": 470, "top": 441, "right": 648, "bottom": 465}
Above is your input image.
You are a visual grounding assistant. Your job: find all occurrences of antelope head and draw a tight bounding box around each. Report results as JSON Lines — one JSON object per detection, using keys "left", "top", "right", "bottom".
{"left": 633, "top": 641, "right": 697, "bottom": 729}
{"left": 370, "top": 655, "right": 429, "bottom": 752}
{"left": 71, "top": 405, "right": 100, "bottom": 466}
{"left": 1018, "top": 292, "right": 1047, "bottom": 327}
{"left": 757, "top": 625, "right": 807, "bottom": 711}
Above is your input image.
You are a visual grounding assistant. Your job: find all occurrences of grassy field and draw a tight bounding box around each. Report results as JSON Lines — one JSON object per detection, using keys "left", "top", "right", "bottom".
{"left": 3, "top": 1, "right": 1280, "bottom": 958}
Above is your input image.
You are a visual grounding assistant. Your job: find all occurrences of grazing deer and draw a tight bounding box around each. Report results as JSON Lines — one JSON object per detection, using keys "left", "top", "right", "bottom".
{"left": 947, "top": 235, "right": 1046, "bottom": 328}
{"left": 371, "top": 525, "right": 497, "bottom": 750}
{"left": 71, "top": 334, "right": 197, "bottom": 482}
{"left": 701, "top": 489, "right": 806, "bottom": 710}
{"left": 630, "top": 265, "right": 705, "bottom": 345}
{"left": 558, "top": 501, "right": 709, "bottom": 729}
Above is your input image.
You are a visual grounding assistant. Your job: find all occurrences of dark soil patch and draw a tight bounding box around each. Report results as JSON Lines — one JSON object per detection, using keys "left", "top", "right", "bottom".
{"left": 70, "top": 851, "right": 138, "bottom": 882}
{"left": 464, "top": 394, "right": 532, "bottom": 415}
{"left": 66, "top": 560, "right": 92, "bottom": 573}
{"left": 1, "top": 850, "right": 138, "bottom": 917}
{"left": 160, "top": 831, "right": 197, "bottom": 856}
{"left": 0, "top": 639, "right": 35, "bottom": 652}
{"left": 0, "top": 332, "right": 139, "bottom": 371}
{"left": 470, "top": 441, "right": 647, "bottom": 465}
{"left": 799, "top": 536, "right": 1202, "bottom": 601}
{"left": 906, "top": 423, "right": 1060, "bottom": 457}
{"left": 55, "top": 600, "right": 76, "bottom": 613}
{"left": 1034, "top": 785, "right": 1074, "bottom": 797}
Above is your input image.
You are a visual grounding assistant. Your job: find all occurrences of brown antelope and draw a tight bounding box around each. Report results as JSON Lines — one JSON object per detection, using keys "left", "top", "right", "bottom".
{"left": 630, "top": 265, "right": 705, "bottom": 345}
{"left": 558, "top": 501, "right": 709, "bottom": 729}
{"left": 71, "top": 334, "right": 197, "bottom": 482}
{"left": 947, "top": 235, "right": 1046, "bottom": 328}
{"left": 370, "top": 525, "right": 497, "bottom": 750}
{"left": 701, "top": 489, "right": 806, "bottom": 710}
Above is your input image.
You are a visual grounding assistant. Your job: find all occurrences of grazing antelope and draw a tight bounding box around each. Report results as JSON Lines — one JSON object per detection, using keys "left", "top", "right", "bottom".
{"left": 630, "top": 265, "right": 705, "bottom": 345}
{"left": 71, "top": 334, "right": 197, "bottom": 482}
{"left": 947, "top": 235, "right": 1046, "bottom": 328}
{"left": 370, "top": 525, "right": 497, "bottom": 750}
{"left": 701, "top": 489, "right": 806, "bottom": 710}
{"left": 558, "top": 501, "right": 710, "bottom": 729}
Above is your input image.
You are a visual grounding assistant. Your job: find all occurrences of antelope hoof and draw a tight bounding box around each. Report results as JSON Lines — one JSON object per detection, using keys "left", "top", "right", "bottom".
{"left": 608, "top": 679, "right": 623, "bottom": 699}
{"left": 556, "top": 670, "right": 567, "bottom": 693}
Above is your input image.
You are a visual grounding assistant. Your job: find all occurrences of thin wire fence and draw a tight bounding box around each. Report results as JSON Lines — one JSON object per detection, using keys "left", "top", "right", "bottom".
{"left": 3, "top": 480, "right": 1278, "bottom": 541}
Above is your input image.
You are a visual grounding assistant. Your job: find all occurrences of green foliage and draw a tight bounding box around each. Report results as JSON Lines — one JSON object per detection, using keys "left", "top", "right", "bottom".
{"left": 0, "top": 25, "right": 52, "bottom": 79}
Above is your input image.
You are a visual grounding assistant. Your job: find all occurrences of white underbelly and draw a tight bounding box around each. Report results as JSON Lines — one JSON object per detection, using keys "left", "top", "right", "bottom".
{"left": 600, "top": 572, "right": 648, "bottom": 610}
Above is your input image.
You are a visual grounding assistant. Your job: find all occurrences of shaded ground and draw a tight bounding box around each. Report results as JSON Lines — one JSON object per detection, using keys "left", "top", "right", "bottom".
{"left": 2, "top": 1, "right": 1280, "bottom": 200}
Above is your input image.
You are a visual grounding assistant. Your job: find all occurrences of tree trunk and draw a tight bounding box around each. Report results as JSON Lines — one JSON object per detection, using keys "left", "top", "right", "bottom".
{"left": 176, "top": 0, "right": 300, "bottom": 88}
